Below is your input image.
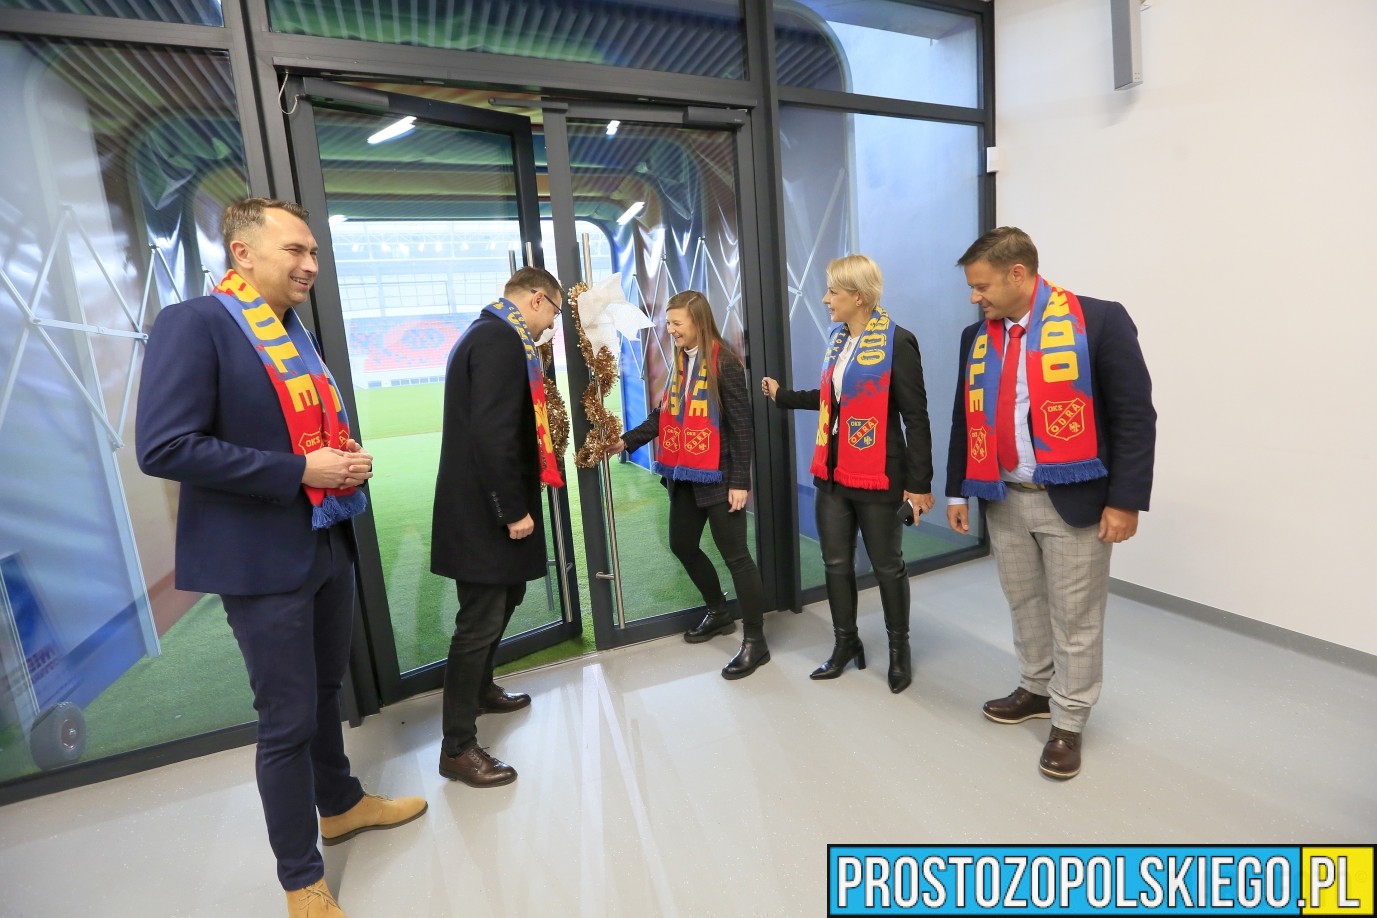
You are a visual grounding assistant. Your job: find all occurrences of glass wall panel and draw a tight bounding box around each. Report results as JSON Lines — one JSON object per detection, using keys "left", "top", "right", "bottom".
{"left": 0, "top": 0, "right": 224, "bottom": 26}
{"left": 775, "top": 0, "right": 979, "bottom": 108}
{"left": 0, "top": 38, "right": 250, "bottom": 786}
{"left": 779, "top": 106, "right": 981, "bottom": 589}
{"left": 269, "top": 0, "right": 746, "bottom": 79}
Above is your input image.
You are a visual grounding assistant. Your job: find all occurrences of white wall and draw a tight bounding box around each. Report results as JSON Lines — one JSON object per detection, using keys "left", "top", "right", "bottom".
{"left": 992, "top": 0, "right": 1377, "bottom": 654}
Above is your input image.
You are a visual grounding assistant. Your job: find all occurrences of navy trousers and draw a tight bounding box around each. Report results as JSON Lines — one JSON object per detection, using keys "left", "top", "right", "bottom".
{"left": 222, "top": 524, "right": 364, "bottom": 891}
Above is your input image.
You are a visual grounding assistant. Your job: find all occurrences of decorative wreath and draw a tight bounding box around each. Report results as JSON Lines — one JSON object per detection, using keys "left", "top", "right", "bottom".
{"left": 567, "top": 280, "right": 623, "bottom": 468}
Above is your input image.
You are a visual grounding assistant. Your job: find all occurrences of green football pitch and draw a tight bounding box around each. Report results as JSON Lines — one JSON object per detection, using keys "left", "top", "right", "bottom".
{"left": 0, "top": 380, "right": 958, "bottom": 781}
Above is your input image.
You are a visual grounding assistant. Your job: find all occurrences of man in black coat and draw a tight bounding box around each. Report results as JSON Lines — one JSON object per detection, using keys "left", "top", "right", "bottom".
{"left": 431, "top": 266, "right": 563, "bottom": 786}
{"left": 946, "top": 227, "right": 1155, "bottom": 781}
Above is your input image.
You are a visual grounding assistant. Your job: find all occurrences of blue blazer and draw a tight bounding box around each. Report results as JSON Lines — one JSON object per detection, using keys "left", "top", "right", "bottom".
{"left": 945, "top": 296, "right": 1156, "bottom": 528}
{"left": 136, "top": 296, "right": 343, "bottom": 596}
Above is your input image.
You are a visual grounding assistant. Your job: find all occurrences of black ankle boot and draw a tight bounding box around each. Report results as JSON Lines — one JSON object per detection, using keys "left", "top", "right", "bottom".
{"left": 886, "top": 630, "right": 912, "bottom": 694}
{"left": 809, "top": 631, "right": 866, "bottom": 680}
{"left": 684, "top": 607, "right": 736, "bottom": 643}
{"left": 722, "top": 637, "right": 770, "bottom": 680}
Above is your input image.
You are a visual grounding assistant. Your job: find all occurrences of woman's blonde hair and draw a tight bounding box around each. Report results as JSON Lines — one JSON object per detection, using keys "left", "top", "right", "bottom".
{"left": 666, "top": 290, "right": 738, "bottom": 408}
{"left": 826, "top": 254, "right": 883, "bottom": 311}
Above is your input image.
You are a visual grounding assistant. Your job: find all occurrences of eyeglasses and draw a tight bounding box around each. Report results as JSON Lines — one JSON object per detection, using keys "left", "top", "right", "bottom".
{"left": 532, "top": 289, "right": 562, "bottom": 313}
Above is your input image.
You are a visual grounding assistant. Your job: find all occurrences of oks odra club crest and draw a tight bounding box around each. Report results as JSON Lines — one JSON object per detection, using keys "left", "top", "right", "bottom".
{"left": 685, "top": 428, "right": 713, "bottom": 455}
{"left": 662, "top": 426, "right": 681, "bottom": 453}
{"left": 968, "top": 426, "right": 989, "bottom": 463}
{"left": 847, "top": 416, "right": 878, "bottom": 450}
{"left": 1041, "top": 398, "right": 1087, "bottom": 441}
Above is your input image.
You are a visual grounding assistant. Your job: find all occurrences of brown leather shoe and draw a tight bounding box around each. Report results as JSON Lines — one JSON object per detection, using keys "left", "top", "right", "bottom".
{"left": 319, "top": 792, "right": 428, "bottom": 846}
{"left": 285, "top": 878, "right": 347, "bottom": 917}
{"left": 982, "top": 687, "right": 1052, "bottom": 724}
{"left": 1039, "top": 727, "right": 1082, "bottom": 779}
{"left": 439, "top": 745, "right": 517, "bottom": 787}
{"left": 478, "top": 683, "right": 531, "bottom": 715}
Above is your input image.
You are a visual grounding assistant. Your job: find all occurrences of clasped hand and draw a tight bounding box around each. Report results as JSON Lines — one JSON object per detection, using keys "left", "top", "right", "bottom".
{"left": 303, "top": 438, "right": 372, "bottom": 489}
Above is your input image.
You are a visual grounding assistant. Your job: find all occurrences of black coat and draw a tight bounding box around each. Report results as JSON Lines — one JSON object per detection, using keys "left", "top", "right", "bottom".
{"left": 623, "top": 348, "right": 753, "bottom": 508}
{"left": 776, "top": 323, "right": 933, "bottom": 503}
{"left": 431, "top": 311, "right": 548, "bottom": 584}
{"left": 945, "top": 296, "right": 1156, "bottom": 528}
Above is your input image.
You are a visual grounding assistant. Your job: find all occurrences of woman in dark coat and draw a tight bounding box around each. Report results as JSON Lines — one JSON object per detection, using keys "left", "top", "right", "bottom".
{"left": 762, "top": 254, "right": 934, "bottom": 693}
{"left": 609, "top": 290, "right": 770, "bottom": 680}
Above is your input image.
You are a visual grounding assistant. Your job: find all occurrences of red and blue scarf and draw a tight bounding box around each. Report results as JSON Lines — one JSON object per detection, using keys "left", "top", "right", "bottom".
{"left": 482, "top": 298, "right": 565, "bottom": 488}
{"left": 653, "top": 342, "right": 723, "bottom": 484}
{"left": 213, "top": 269, "right": 367, "bottom": 529}
{"left": 961, "top": 276, "right": 1105, "bottom": 500}
{"left": 810, "top": 305, "right": 895, "bottom": 490}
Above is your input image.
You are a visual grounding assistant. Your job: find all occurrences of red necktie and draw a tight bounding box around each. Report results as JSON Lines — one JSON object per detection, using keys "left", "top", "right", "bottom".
{"left": 997, "top": 324, "right": 1025, "bottom": 472}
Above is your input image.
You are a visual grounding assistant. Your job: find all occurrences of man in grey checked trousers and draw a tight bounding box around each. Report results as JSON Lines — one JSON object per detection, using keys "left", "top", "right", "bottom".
{"left": 945, "top": 227, "right": 1157, "bottom": 780}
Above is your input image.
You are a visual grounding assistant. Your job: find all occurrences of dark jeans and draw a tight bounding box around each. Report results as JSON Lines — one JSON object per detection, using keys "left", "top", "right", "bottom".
{"left": 668, "top": 482, "right": 767, "bottom": 638}
{"left": 222, "top": 524, "right": 364, "bottom": 892}
{"left": 441, "top": 580, "right": 526, "bottom": 756}
{"left": 815, "top": 487, "right": 908, "bottom": 631}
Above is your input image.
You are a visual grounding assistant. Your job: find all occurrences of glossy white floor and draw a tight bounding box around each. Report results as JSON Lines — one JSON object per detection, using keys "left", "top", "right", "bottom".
{"left": 2, "top": 558, "right": 1374, "bottom": 918}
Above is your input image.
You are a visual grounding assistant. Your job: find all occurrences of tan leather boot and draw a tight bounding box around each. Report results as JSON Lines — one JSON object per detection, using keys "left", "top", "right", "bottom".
{"left": 285, "top": 878, "right": 347, "bottom": 917}
{"left": 319, "top": 792, "right": 428, "bottom": 846}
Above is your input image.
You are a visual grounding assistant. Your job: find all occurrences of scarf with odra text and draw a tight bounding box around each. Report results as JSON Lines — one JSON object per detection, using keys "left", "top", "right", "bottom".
{"left": 809, "top": 305, "right": 895, "bottom": 490}
{"left": 961, "top": 276, "right": 1106, "bottom": 500}
{"left": 482, "top": 299, "right": 565, "bottom": 488}
{"left": 213, "top": 269, "right": 367, "bottom": 529}
{"left": 652, "top": 342, "right": 723, "bottom": 484}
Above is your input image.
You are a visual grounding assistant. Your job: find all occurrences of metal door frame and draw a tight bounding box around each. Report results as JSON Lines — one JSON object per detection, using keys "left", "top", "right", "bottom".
{"left": 544, "top": 101, "right": 782, "bottom": 650}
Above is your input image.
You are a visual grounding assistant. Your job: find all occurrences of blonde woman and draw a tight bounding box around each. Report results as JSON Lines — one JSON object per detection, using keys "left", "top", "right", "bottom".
{"left": 762, "top": 255, "right": 934, "bottom": 693}
{"left": 608, "top": 291, "right": 770, "bottom": 679}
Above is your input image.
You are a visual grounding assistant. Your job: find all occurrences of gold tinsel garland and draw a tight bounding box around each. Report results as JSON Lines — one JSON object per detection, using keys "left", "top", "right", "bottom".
{"left": 567, "top": 281, "right": 623, "bottom": 468}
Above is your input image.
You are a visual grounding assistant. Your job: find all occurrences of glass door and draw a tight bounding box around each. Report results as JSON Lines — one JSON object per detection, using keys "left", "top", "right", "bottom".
{"left": 544, "top": 103, "right": 765, "bottom": 649}
{"left": 285, "top": 78, "right": 581, "bottom": 703}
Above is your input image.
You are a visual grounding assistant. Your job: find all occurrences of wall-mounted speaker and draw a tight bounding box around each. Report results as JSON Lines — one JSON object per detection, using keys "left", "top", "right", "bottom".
{"left": 1111, "top": 0, "right": 1143, "bottom": 90}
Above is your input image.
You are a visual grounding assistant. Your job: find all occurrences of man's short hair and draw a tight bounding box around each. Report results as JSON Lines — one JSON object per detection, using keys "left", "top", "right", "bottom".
{"left": 956, "top": 226, "right": 1039, "bottom": 275}
{"left": 221, "top": 197, "right": 310, "bottom": 268}
{"left": 504, "top": 266, "right": 562, "bottom": 303}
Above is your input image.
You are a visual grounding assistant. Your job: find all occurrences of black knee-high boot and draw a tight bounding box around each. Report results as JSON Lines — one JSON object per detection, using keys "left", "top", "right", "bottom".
{"left": 811, "top": 573, "right": 866, "bottom": 679}
{"left": 878, "top": 575, "right": 912, "bottom": 693}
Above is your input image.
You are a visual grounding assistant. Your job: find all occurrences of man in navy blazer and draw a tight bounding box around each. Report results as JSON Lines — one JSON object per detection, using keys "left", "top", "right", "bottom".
{"left": 137, "top": 198, "right": 424, "bottom": 917}
{"left": 946, "top": 226, "right": 1155, "bottom": 781}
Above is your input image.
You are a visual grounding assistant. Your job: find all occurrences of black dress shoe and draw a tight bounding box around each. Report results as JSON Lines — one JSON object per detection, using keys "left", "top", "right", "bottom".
{"left": 722, "top": 637, "right": 770, "bottom": 680}
{"left": 684, "top": 608, "right": 736, "bottom": 643}
{"left": 1039, "top": 727, "right": 1082, "bottom": 779}
{"left": 439, "top": 745, "right": 517, "bottom": 787}
{"left": 478, "top": 683, "right": 531, "bottom": 715}
{"left": 982, "top": 687, "right": 1051, "bottom": 724}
